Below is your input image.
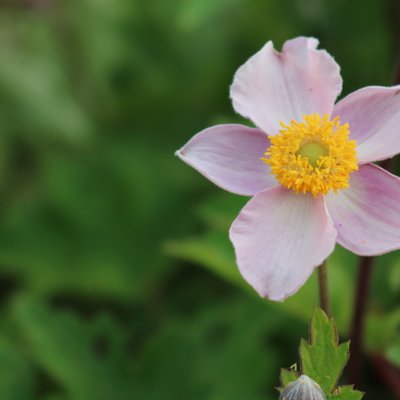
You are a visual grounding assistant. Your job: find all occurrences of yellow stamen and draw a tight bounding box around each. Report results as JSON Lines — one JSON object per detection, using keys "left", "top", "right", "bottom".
{"left": 262, "top": 114, "right": 358, "bottom": 197}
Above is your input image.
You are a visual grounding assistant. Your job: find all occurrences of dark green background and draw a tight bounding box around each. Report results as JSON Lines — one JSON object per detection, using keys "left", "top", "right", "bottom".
{"left": 0, "top": 0, "right": 398, "bottom": 399}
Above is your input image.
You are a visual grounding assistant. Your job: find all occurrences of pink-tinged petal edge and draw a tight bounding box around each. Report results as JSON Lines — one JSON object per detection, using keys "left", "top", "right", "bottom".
{"left": 332, "top": 85, "right": 400, "bottom": 164}
{"left": 229, "top": 187, "right": 337, "bottom": 301}
{"left": 230, "top": 37, "right": 342, "bottom": 135}
{"left": 176, "top": 124, "right": 277, "bottom": 196}
{"left": 325, "top": 163, "right": 400, "bottom": 256}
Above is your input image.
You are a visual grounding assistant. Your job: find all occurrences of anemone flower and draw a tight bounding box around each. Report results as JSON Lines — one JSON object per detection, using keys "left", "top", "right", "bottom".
{"left": 176, "top": 37, "right": 400, "bottom": 301}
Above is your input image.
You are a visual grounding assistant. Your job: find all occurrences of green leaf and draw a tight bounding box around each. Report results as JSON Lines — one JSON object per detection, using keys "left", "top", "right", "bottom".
{"left": 386, "top": 344, "right": 400, "bottom": 368}
{"left": 177, "top": 0, "right": 242, "bottom": 31}
{"left": 365, "top": 309, "right": 400, "bottom": 352}
{"left": 279, "top": 367, "right": 299, "bottom": 387}
{"left": 13, "top": 298, "right": 133, "bottom": 400}
{"left": 328, "top": 385, "right": 364, "bottom": 400}
{"left": 164, "top": 232, "right": 249, "bottom": 291}
{"left": 300, "top": 308, "right": 350, "bottom": 394}
{"left": 0, "top": 338, "right": 34, "bottom": 400}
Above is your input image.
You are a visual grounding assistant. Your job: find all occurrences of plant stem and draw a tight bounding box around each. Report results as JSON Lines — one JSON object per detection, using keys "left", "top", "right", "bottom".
{"left": 347, "top": 256, "right": 374, "bottom": 384}
{"left": 318, "top": 260, "right": 330, "bottom": 316}
{"left": 347, "top": 128, "right": 396, "bottom": 386}
{"left": 371, "top": 354, "right": 400, "bottom": 398}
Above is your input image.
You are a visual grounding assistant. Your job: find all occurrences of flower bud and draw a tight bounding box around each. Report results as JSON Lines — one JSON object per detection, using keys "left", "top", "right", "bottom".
{"left": 279, "top": 375, "right": 326, "bottom": 400}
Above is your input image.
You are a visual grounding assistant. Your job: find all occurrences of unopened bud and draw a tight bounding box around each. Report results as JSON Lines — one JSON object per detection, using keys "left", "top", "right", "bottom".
{"left": 279, "top": 375, "right": 326, "bottom": 400}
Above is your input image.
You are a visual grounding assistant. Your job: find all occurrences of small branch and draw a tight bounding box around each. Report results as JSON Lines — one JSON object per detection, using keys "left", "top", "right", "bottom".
{"left": 347, "top": 257, "right": 374, "bottom": 385}
{"left": 318, "top": 260, "right": 330, "bottom": 316}
{"left": 371, "top": 354, "right": 400, "bottom": 399}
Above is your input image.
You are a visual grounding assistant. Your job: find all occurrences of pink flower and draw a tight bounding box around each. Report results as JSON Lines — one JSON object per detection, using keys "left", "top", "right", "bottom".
{"left": 176, "top": 37, "right": 400, "bottom": 301}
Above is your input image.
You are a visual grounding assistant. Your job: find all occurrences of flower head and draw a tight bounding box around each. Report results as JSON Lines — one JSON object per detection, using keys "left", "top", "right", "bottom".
{"left": 264, "top": 114, "right": 358, "bottom": 197}
{"left": 176, "top": 37, "right": 400, "bottom": 301}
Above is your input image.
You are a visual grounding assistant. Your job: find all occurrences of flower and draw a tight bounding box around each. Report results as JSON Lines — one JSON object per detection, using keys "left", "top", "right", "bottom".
{"left": 176, "top": 37, "right": 400, "bottom": 301}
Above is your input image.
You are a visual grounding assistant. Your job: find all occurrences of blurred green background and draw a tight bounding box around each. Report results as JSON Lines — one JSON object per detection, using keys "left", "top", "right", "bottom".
{"left": 0, "top": 0, "right": 398, "bottom": 399}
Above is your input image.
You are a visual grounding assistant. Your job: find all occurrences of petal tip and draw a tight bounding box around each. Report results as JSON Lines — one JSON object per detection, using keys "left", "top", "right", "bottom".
{"left": 283, "top": 36, "right": 319, "bottom": 52}
{"left": 175, "top": 148, "right": 184, "bottom": 158}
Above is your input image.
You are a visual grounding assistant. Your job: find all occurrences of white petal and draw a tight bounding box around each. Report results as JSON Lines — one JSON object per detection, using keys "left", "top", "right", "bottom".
{"left": 332, "top": 86, "right": 400, "bottom": 163}
{"left": 230, "top": 37, "right": 342, "bottom": 134}
{"left": 229, "top": 187, "right": 337, "bottom": 301}
{"left": 176, "top": 124, "right": 277, "bottom": 196}
{"left": 325, "top": 164, "right": 400, "bottom": 256}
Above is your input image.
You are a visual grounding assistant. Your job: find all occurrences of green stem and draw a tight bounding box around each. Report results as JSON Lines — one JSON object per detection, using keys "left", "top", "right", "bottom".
{"left": 318, "top": 260, "right": 330, "bottom": 316}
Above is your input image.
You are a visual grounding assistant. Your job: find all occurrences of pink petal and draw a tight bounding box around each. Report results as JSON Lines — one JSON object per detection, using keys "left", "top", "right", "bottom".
{"left": 176, "top": 124, "right": 277, "bottom": 196}
{"left": 229, "top": 187, "right": 337, "bottom": 301}
{"left": 230, "top": 37, "right": 342, "bottom": 134}
{"left": 332, "top": 86, "right": 400, "bottom": 164}
{"left": 325, "top": 163, "right": 400, "bottom": 256}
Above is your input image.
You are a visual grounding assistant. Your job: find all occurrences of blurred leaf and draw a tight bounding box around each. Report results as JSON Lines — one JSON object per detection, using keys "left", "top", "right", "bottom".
{"left": 164, "top": 231, "right": 248, "bottom": 291}
{"left": 0, "top": 338, "right": 34, "bottom": 400}
{"left": 177, "top": 0, "right": 241, "bottom": 31}
{"left": 0, "top": 144, "right": 187, "bottom": 300}
{"left": 365, "top": 309, "right": 400, "bottom": 352}
{"left": 196, "top": 193, "right": 247, "bottom": 231}
{"left": 386, "top": 344, "right": 400, "bottom": 368}
{"left": 0, "top": 19, "right": 92, "bottom": 142}
{"left": 388, "top": 259, "right": 400, "bottom": 293}
{"left": 13, "top": 298, "right": 133, "bottom": 400}
{"left": 136, "top": 295, "right": 288, "bottom": 400}
{"left": 43, "top": 396, "right": 68, "bottom": 400}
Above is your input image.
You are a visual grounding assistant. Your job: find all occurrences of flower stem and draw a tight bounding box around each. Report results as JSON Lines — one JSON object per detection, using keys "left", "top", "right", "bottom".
{"left": 347, "top": 256, "right": 374, "bottom": 384}
{"left": 347, "top": 159, "right": 396, "bottom": 386}
{"left": 318, "top": 260, "right": 330, "bottom": 316}
{"left": 371, "top": 354, "right": 400, "bottom": 398}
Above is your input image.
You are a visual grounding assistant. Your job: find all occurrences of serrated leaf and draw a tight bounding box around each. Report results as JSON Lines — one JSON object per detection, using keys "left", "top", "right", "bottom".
{"left": 300, "top": 308, "right": 350, "bottom": 394}
{"left": 279, "top": 367, "right": 299, "bottom": 388}
{"left": 328, "top": 385, "right": 364, "bottom": 400}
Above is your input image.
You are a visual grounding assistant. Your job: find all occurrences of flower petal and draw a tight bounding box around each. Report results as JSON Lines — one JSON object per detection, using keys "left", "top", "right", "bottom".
{"left": 325, "top": 163, "right": 400, "bottom": 256}
{"left": 229, "top": 187, "right": 337, "bottom": 300}
{"left": 176, "top": 124, "right": 277, "bottom": 196}
{"left": 332, "top": 86, "right": 400, "bottom": 163}
{"left": 230, "top": 37, "right": 342, "bottom": 134}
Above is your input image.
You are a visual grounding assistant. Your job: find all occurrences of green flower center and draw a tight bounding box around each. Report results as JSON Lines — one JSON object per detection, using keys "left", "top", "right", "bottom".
{"left": 297, "top": 142, "right": 328, "bottom": 167}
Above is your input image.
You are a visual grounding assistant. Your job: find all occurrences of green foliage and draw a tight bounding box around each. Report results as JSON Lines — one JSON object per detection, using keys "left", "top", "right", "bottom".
{"left": 365, "top": 309, "right": 400, "bottom": 352}
{"left": 136, "top": 298, "right": 287, "bottom": 400}
{"left": 165, "top": 231, "right": 249, "bottom": 292}
{"left": 0, "top": 338, "right": 34, "bottom": 400}
{"left": 300, "top": 308, "right": 349, "bottom": 393}
{"left": 386, "top": 344, "right": 400, "bottom": 368}
{"left": 13, "top": 298, "right": 133, "bottom": 400}
{"left": 281, "top": 308, "right": 363, "bottom": 400}
{"left": 328, "top": 386, "right": 364, "bottom": 400}
{"left": 279, "top": 367, "right": 299, "bottom": 388}
{"left": 0, "top": 0, "right": 397, "bottom": 398}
